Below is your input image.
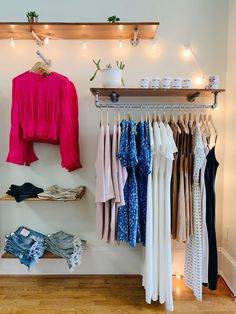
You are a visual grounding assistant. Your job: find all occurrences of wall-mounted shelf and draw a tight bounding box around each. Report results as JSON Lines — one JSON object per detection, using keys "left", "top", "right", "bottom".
{"left": 0, "top": 22, "right": 159, "bottom": 42}
{"left": 0, "top": 195, "right": 84, "bottom": 202}
{"left": 1, "top": 251, "right": 62, "bottom": 259}
{"left": 90, "top": 88, "right": 225, "bottom": 109}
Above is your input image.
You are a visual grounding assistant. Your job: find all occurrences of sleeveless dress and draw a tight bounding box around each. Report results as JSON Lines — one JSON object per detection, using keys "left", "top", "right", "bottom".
{"left": 184, "top": 124, "right": 205, "bottom": 301}
{"left": 204, "top": 139, "right": 219, "bottom": 290}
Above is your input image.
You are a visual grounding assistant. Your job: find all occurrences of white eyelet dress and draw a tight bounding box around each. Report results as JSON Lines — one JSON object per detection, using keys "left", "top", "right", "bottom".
{"left": 184, "top": 124, "right": 205, "bottom": 301}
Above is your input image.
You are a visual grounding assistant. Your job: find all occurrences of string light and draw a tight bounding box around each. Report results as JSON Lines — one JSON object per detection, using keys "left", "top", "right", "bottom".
{"left": 176, "top": 274, "right": 181, "bottom": 280}
{"left": 82, "top": 41, "right": 87, "bottom": 50}
{"left": 152, "top": 42, "right": 157, "bottom": 50}
{"left": 10, "top": 38, "right": 15, "bottom": 47}
{"left": 119, "top": 40, "right": 123, "bottom": 48}
{"left": 44, "top": 36, "right": 49, "bottom": 45}
{"left": 183, "top": 47, "right": 192, "bottom": 58}
{"left": 195, "top": 76, "right": 204, "bottom": 85}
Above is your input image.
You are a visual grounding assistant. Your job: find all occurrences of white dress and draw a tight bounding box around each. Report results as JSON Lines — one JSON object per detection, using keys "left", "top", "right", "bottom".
{"left": 143, "top": 122, "right": 154, "bottom": 303}
{"left": 165, "top": 125, "right": 178, "bottom": 312}
{"left": 152, "top": 121, "right": 162, "bottom": 301}
{"left": 158, "top": 122, "right": 168, "bottom": 304}
{"left": 184, "top": 124, "right": 205, "bottom": 301}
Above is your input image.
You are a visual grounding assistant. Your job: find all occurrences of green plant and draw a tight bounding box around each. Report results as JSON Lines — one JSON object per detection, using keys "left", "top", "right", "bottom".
{"left": 90, "top": 59, "right": 125, "bottom": 86}
{"left": 26, "top": 11, "right": 39, "bottom": 18}
{"left": 107, "top": 15, "right": 120, "bottom": 23}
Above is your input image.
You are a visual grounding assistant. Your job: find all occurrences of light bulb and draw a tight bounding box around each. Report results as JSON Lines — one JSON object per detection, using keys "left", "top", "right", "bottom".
{"left": 119, "top": 40, "right": 123, "bottom": 48}
{"left": 152, "top": 42, "right": 157, "bottom": 50}
{"left": 10, "top": 38, "right": 15, "bottom": 47}
{"left": 195, "top": 76, "right": 203, "bottom": 85}
{"left": 183, "top": 48, "right": 192, "bottom": 58}
{"left": 44, "top": 36, "right": 49, "bottom": 45}
{"left": 176, "top": 274, "right": 181, "bottom": 280}
{"left": 118, "top": 24, "right": 123, "bottom": 30}
{"left": 82, "top": 42, "right": 87, "bottom": 50}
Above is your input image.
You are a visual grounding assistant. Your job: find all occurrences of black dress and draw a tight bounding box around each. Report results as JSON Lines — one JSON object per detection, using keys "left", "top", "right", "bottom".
{"left": 204, "top": 145, "right": 219, "bottom": 290}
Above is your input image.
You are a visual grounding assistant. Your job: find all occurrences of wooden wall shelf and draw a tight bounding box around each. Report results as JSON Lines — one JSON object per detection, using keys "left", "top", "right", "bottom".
{"left": 1, "top": 251, "right": 62, "bottom": 259}
{"left": 90, "top": 88, "right": 225, "bottom": 98}
{"left": 0, "top": 22, "right": 159, "bottom": 40}
{"left": 0, "top": 195, "right": 84, "bottom": 202}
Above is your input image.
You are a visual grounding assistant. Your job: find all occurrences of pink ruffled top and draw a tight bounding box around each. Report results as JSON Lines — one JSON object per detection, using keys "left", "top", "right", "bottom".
{"left": 6, "top": 71, "right": 82, "bottom": 171}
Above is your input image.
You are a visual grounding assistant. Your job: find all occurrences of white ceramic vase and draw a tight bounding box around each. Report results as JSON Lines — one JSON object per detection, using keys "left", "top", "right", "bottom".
{"left": 101, "top": 68, "right": 122, "bottom": 88}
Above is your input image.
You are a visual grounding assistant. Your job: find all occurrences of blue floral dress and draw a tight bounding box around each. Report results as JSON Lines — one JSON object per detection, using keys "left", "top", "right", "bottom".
{"left": 136, "top": 121, "right": 151, "bottom": 245}
{"left": 117, "top": 120, "right": 139, "bottom": 247}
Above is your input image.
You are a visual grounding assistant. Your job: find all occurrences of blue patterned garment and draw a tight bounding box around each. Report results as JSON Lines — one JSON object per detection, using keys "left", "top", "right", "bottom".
{"left": 136, "top": 121, "right": 151, "bottom": 245}
{"left": 117, "top": 120, "right": 139, "bottom": 247}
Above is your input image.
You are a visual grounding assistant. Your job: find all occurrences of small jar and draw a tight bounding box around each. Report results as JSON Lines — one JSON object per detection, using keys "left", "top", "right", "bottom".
{"left": 171, "top": 78, "right": 182, "bottom": 89}
{"left": 139, "top": 77, "right": 149, "bottom": 88}
{"left": 208, "top": 82, "right": 219, "bottom": 89}
{"left": 160, "top": 77, "right": 172, "bottom": 89}
{"left": 182, "top": 78, "right": 192, "bottom": 89}
{"left": 150, "top": 78, "right": 161, "bottom": 88}
{"left": 209, "top": 75, "right": 219, "bottom": 84}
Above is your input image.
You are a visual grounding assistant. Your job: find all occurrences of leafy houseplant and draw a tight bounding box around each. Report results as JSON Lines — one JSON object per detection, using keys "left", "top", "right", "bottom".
{"left": 26, "top": 11, "right": 39, "bottom": 23}
{"left": 90, "top": 60, "right": 125, "bottom": 87}
{"left": 107, "top": 16, "right": 120, "bottom": 23}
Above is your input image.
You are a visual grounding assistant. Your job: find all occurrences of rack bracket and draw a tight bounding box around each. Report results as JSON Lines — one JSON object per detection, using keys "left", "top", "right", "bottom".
{"left": 187, "top": 92, "right": 200, "bottom": 102}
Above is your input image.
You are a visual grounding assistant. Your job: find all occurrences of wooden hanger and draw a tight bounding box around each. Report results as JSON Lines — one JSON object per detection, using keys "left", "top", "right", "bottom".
{"left": 208, "top": 114, "right": 218, "bottom": 137}
{"left": 156, "top": 113, "right": 161, "bottom": 122}
{"left": 30, "top": 61, "right": 51, "bottom": 76}
{"left": 183, "top": 114, "right": 189, "bottom": 134}
{"left": 178, "top": 113, "right": 188, "bottom": 134}
{"left": 169, "top": 113, "right": 181, "bottom": 134}
{"left": 199, "top": 114, "right": 207, "bottom": 135}
{"left": 162, "top": 112, "right": 167, "bottom": 125}
{"left": 204, "top": 114, "right": 211, "bottom": 139}
{"left": 153, "top": 112, "right": 157, "bottom": 123}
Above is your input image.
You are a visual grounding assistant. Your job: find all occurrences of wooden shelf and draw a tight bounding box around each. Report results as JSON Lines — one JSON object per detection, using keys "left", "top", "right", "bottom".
{"left": 0, "top": 195, "right": 84, "bottom": 201}
{"left": 90, "top": 88, "right": 225, "bottom": 98}
{"left": 0, "top": 22, "right": 159, "bottom": 40}
{"left": 1, "top": 251, "right": 62, "bottom": 259}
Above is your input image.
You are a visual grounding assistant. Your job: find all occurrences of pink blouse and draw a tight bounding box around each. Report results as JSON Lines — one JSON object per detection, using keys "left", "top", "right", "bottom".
{"left": 6, "top": 71, "right": 82, "bottom": 171}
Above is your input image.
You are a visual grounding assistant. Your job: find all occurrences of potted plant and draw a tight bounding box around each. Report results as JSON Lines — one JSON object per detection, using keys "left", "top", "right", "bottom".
{"left": 26, "top": 11, "right": 39, "bottom": 23}
{"left": 107, "top": 16, "right": 120, "bottom": 23}
{"left": 90, "top": 60, "right": 125, "bottom": 87}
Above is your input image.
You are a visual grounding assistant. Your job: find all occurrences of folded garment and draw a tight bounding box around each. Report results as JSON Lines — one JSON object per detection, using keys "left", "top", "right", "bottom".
{"left": 45, "top": 231, "right": 86, "bottom": 271}
{"left": 6, "top": 182, "right": 44, "bottom": 202}
{"left": 38, "top": 185, "right": 86, "bottom": 201}
{"left": 5, "top": 226, "right": 46, "bottom": 270}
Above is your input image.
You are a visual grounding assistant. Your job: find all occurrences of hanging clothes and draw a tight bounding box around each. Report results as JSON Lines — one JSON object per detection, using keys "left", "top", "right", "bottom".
{"left": 184, "top": 123, "right": 205, "bottom": 301}
{"left": 117, "top": 120, "right": 139, "bottom": 247}
{"left": 204, "top": 138, "right": 219, "bottom": 290}
{"left": 7, "top": 71, "right": 82, "bottom": 171}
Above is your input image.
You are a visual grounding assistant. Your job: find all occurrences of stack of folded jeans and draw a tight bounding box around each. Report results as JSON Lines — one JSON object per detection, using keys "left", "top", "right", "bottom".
{"left": 38, "top": 185, "right": 86, "bottom": 201}
{"left": 45, "top": 231, "right": 86, "bottom": 271}
{"left": 6, "top": 183, "right": 44, "bottom": 202}
{"left": 4, "top": 226, "right": 46, "bottom": 270}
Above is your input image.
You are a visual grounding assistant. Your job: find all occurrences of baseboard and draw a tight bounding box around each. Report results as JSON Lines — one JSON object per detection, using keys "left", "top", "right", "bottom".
{"left": 218, "top": 247, "right": 236, "bottom": 296}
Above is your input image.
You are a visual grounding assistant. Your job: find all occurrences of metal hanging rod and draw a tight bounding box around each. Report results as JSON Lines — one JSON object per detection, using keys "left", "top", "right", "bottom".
{"left": 95, "top": 102, "right": 213, "bottom": 110}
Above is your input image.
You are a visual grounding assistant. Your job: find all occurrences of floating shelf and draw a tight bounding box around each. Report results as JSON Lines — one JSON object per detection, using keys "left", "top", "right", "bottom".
{"left": 0, "top": 22, "right": 159, "bottom": 40}
{"left": 1, "top": 251, "right": 62, "bottom": 259}
{"left": 90, "top": 88, "right": 225, "bottom": 98}
{"left": 0, "top": 195, "right": 84, "bottom": 202}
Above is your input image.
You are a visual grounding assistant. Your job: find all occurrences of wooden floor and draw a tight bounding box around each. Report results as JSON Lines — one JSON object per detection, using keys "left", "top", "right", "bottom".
{"left": 0, "top": 276, "right": 235, "bottom": 314}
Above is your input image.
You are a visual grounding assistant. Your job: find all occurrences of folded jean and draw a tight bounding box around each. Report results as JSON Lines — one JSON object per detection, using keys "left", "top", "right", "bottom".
{"left": 38, "top": 185, "right": 86, "bottom": 201}
{"left": 45, "top": 231, "right": 86, "bottom": 271}
{"left": 5, "top": 226, "right": 46, "bottom": 270}
{"left": 6, "top": 183, "right": 44, "bottom": 202}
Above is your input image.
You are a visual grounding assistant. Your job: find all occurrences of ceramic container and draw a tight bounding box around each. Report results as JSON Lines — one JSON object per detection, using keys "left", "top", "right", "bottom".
{"left": 102, "top": 68, "right": 122, "bottom": 88}
{"left": 150, "top": 78, "right": 161, "bottom": 88}
{"left": 171, "top": 78, "right": 182, "bottom": 89}
{"left": 182, "top": 78, "right": 192, "bottom": 89}
{"left": 160, "top": 77, "right": 172, "bottom": 88}
{"left": 139, "top": 77, "right": 150, "bottom": 88}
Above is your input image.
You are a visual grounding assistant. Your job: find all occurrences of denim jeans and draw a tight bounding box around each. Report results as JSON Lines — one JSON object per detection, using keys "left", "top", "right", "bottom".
{"left": 5, "top": 226, "right": 46, "bottom": 270}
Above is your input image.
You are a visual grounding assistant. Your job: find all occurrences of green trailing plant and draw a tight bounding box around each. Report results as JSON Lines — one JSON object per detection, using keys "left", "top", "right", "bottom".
{"left": 90, "top": 59, "right": 125, "bottom": 86}
{"left": 107, "top": 15, "right": 120, "bottom": 23}
{"left": 26, "top": 11, "right": 39, "bottom": 19}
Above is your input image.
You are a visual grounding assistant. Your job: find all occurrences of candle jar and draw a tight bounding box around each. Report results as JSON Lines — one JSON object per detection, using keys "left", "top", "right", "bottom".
{"left": 160, "top": 77, "right": 172, "bottom": 88}
{"left": 171, "top": 78, "right": 182, "bottom": 89}
{"left": 182, "top": 79, "right": 192, "bottom": 89}
{"left": 139, "top": 77, "right": 149, "bottom": 88}
{"left": 150, "top": 78, "right": 161, "bottom": 88}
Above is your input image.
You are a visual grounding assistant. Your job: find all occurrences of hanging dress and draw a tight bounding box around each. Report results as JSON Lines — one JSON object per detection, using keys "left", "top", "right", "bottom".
{"left": 143, "top": 122, "right": 154, "bottom": 303}
{"left": 165, "top": 124, "right": 178, "bottom": 311}
{"left": 184, "top": 124, "right": 205, "bottom": 301}
{"left": 117, "top": 120, "right": 139, "bottom": 247}
{"left": 152, "top": 121, "right": 162, "bottom": 301}
{"left": 204, "top": 137, "right": 219, "bottom": 290}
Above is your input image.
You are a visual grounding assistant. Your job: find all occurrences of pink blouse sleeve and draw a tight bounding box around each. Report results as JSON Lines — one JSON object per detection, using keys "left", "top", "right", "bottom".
{"left": 6, "top": 78, "right": 38, "bottom": 166}
{"left": 60, "top": 81, "right": 82, "bottom": 172}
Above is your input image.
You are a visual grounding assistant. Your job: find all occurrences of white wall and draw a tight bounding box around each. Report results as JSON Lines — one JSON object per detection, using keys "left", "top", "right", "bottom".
{"left": 220, "top": 0, "right": 236, "bottom": 295}
{"left": 0, "top": 0, "right": 229, "bottom": 274}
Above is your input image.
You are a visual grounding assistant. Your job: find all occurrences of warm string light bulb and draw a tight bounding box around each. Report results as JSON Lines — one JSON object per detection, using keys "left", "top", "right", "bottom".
{"left": 183, "top": 47, "right": 192, "bottom": 58}
{"left": 119, "top": 40, "right": 123, "bottom": 48}
{"left": 195, "top": 76, "right": 204, "bottom": 85}
{"left": 10, "top": 37, "right": 15, "bottom": 47}
{"left": 152, "top": 42, "right": 157, "bottom": 50}
{"left": 82, "top": 41, "right": 87, "bottom": 50}
{"left": 44, "top": 36, "right": 49, "bottom": 45}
